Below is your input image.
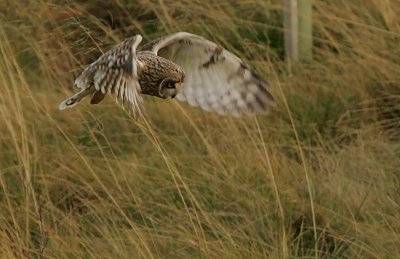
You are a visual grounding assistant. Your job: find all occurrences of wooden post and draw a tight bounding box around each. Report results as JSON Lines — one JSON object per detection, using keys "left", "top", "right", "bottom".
{"left": 298, "top": 0, "right": 313, "bottom": 61}
{"left": 283, "top": 0, "right": 298, "bottom": 67}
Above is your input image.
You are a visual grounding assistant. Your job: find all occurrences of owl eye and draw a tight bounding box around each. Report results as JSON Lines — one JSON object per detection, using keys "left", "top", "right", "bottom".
{"left": 166, "top": 82, "right": 175, "bottom": 88}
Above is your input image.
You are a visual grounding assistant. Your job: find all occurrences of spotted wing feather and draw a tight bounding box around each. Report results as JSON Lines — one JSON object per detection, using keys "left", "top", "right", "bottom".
{"left": 63, "top": 35, "right": 144, "bottom": 116}
{"left": 140, "top": 32, "right": 275, "bottom": 116}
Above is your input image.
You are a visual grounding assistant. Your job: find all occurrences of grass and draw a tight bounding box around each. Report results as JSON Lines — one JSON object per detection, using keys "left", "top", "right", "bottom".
{"left": 1, "top": 0, "right": 400, "bottom": 258}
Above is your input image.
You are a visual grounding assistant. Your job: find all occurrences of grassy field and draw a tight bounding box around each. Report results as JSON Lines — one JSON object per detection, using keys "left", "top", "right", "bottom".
{"left": 1, "top": 0, "right": 400, "bottom": 258}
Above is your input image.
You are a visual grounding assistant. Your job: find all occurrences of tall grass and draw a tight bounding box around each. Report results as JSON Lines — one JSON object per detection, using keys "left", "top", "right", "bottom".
{"left": 1, "top": 0, "right": 399, "bottom": 258}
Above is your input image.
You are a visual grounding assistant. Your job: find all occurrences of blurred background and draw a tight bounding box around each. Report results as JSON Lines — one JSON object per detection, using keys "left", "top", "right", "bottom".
{"left": 0, "top": 0, "right": 399, "bottom": 258}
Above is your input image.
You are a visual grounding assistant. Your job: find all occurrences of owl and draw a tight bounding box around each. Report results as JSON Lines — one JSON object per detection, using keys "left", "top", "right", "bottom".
{"left": 59, "top": 32, "right": 275, "bottom": 117}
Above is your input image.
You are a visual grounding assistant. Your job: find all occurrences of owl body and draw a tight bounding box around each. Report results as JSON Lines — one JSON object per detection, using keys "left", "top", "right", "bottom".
{"left": 59, "top": 32, "right": 275, "bottom": 117}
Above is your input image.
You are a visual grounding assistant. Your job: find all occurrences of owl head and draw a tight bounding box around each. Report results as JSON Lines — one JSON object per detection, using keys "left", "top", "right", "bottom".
{"left": 138, "top": 54, "right": 185, "bottom": 99}
{"left": 158, "top": 63, "right": 185, "bottom": 99}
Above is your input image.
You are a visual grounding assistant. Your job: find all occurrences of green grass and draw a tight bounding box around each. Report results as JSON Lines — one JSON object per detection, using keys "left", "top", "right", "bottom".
{"left": 1, "top": 0, "right": 400, "bottom": 258}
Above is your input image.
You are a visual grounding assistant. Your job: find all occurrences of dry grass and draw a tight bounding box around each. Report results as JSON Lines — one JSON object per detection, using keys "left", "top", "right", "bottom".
{"left": 1, "top": 0, "right": 400, "bottom": 258}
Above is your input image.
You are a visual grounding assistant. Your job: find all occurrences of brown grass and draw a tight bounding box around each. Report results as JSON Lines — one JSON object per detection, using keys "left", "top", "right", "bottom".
{"left": 0, "top": 0, "right": 399, "bottom": 258}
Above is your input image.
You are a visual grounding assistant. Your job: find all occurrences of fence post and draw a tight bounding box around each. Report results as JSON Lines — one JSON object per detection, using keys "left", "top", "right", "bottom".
{"left": 283, "top": 0, "right": 298, "bottom": 68}
{"left": 298, "top": 0, "right": 313, "bottom": 61}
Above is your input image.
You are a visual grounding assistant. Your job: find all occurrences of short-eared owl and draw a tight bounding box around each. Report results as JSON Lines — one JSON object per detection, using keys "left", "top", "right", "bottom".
{"left": 59, "top": 32, "right": 275, "bottom": 117}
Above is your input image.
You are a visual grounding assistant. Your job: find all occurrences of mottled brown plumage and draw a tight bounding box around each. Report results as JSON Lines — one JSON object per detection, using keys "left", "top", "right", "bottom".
{"left": 137, "top": 52, "right": 184, "bottom": 97}
{"left": 59, "top": 32, "right": 275, "bottom": 117}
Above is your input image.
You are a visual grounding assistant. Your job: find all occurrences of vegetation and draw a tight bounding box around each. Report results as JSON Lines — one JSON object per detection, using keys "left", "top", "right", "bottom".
{"left": 1, "top": 0, "right": 399, "bottom": 258}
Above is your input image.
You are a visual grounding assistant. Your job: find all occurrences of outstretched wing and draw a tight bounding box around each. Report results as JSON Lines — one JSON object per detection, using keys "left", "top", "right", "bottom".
{"left": 140, "top": 32, "right": 275, "bottom": 116}
{"left": 65, "top": 35, "right": 144, "bottom": 116}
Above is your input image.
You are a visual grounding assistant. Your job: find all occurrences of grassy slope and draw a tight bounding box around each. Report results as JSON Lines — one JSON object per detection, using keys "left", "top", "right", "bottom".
{"left": 1, "top": 0, "right": 400, "bottom": 258}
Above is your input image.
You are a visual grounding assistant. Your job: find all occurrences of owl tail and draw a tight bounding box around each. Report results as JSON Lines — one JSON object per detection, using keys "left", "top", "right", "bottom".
{"left": 59, "top": 87, "right": 95, "bottom": 110}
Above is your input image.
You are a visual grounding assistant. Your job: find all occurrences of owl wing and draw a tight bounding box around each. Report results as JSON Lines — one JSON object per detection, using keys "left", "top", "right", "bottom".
{"left": 62, "top": 35, "right": 145, "bottom": 116}
{"left": 140, "top": 32, "right": 275, "bottom": 116}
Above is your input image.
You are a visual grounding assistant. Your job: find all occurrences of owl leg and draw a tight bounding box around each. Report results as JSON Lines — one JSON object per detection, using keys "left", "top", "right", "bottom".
{"left": 90, "top": 91, "right": 106, "bottom": 104}
{"left": 59, "top": 87, "right": 95, "bottom": 110}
